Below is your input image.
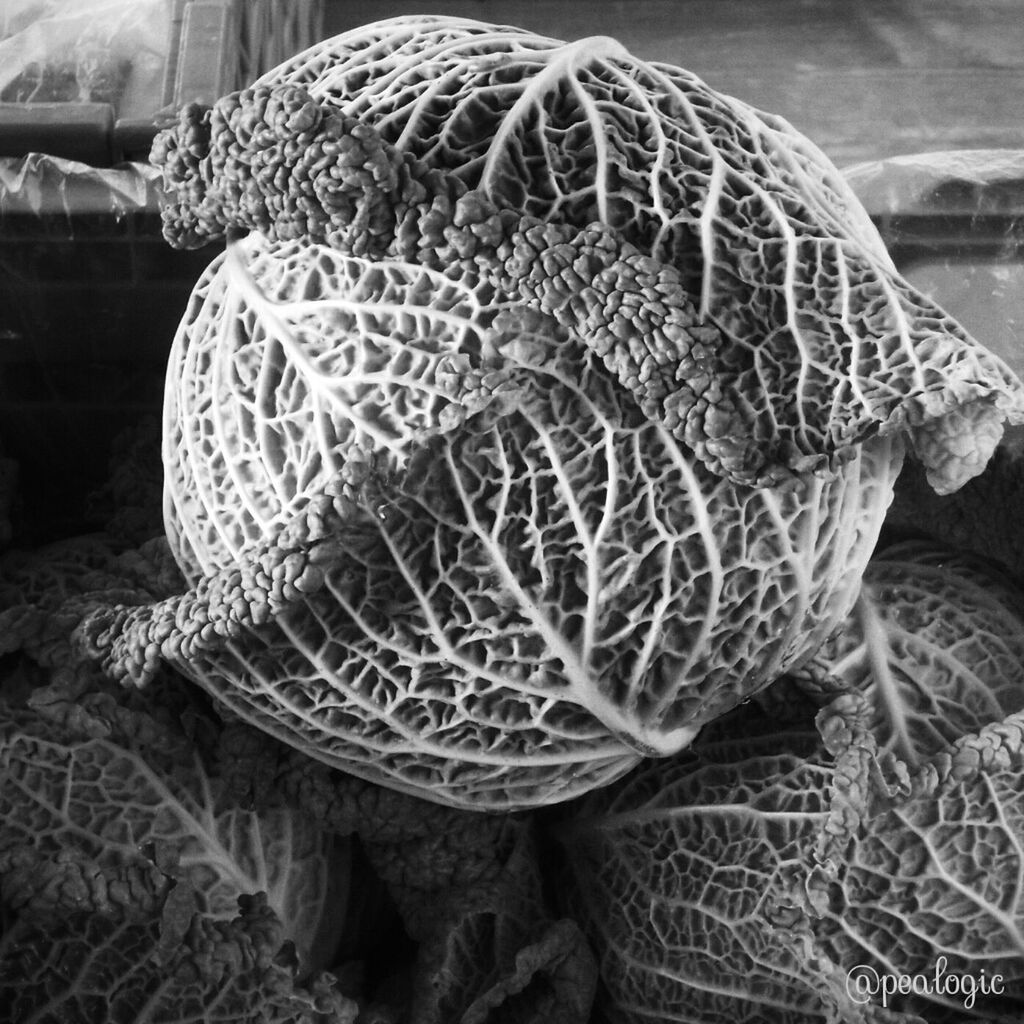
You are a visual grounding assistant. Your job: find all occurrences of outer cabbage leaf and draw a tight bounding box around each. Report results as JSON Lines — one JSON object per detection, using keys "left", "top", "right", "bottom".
{"left": 394, "top": 823, "right": 597, "bottom": 1024}
{"left": 80, "top": 235, "right": 901, "bottom": 808}
{"left": 557, "top": 694, "right": 1024, "bottom": 1023}
{"left": 0, "top": 673, "right": 344, "bottom": 974}
{"left": 555, "top": 708, "right": 879, "bottom": 1024}
{"left": 809, "top": 702, "right": 1024, "bottom": 1020}
{"left": 556, "top": 535, "right": 1024, "bottom": 1024}
{"left": 153, "top": 16, "right": 1024, "bottom": 491}
{"left": 0, "top": 893, "right": 358, "bottom": 1024}
{"left": 214, "top": 720, "right": 598, "bottom": 1024}
{"left": 0, "top": 532, "right": 182, "bottom": 667}
{"left": 795, "top": 540, "right": 1024, "bottom": 763}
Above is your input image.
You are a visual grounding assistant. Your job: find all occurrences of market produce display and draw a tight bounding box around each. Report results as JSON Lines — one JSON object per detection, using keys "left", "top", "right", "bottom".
{"left": 4, "top": 14, "right": 1024, "bottom": 1024}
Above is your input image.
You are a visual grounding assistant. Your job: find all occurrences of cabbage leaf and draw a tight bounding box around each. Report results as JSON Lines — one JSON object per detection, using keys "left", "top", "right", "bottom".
{"left": 214, "top": 718, "right": 599, "bottom": 1024}
{"left": 556, "top": 545, "right": 1024, "bottom": 1022}
{"left": 558, "top": 694, "right": 1024, "bottom": 1022}
{"left": 0, "top": 893, "right": 358, "bottom": 1024}
{"left": 80, "top": 237, "right": 901, "bottom": 809}
{"left": 99, "top": 15, "right": 1024, "bottom": 809}
{"left": 797, "top": 540, "right": 1024, "bottom": 763}
{"left": 0, "top": 669, "right": 344, "bottom": 974}
{"left": 156, "top": 17, "right": 1024, "bottom": 492}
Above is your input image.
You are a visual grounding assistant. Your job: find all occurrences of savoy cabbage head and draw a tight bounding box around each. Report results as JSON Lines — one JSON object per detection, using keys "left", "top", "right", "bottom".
{"left": 78, "top": 16, "right": 1024, "bottom": 810}
{"left": 0, "top": 893, "right": 359, "bottom": 1024}
{"left": 0, "top": 526, "right": 598, "bottom": 1024}
{"left": 554, "top": 543, "right": 1024, "bottom": 1023}
{"left": 0, "top": 662, "right": 347, "bottom": 978}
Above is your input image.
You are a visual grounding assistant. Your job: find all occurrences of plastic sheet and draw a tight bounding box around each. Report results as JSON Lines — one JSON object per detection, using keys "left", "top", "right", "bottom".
{"left": 0, "top": 152, "right": 160, "bottom": 225}
{"left": 0, "top": 1, "right": 172, "bottom": 121}
{"left": 844, "top": 149, "right": 1024, "bottom": 217}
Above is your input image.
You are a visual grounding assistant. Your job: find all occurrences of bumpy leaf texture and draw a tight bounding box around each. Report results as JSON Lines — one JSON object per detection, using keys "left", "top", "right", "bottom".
{"left": 797, "top": 541, "right": 1024, "bottom": 764}
{"left": 214, "top": 720, "right": 598, "bottom": 1024}
{"left": 121, "top": 16, "right": 1024, "bottom": 809}
{"left": 557, "top": 694, "right": 1024, "bottom": 1023}
{"left": 0, "top": 532, "right": 179, "bottom": 666}
{"left": 109, "top": 237, "right": 900, "bottom": 809}
{"left": 0, "top": 680, "right": 343, "bottom": 974}
{"left": 810, "top": 704, "right": 1024, "bottom": 1021}
{"left": 555, "top": 716, "right": 858, "bottom": 1024}
{"left": 392, "top": 819, "right": 597, "bottom": 1024}
{"left": 556, "top": 537, "right": 1024, "bottom": 1023}
{"left": 248, "top": 15, "right": 1024, "bottom": 493}
{"left": 0, "top": 893, "right": 358, "bottom": 1024}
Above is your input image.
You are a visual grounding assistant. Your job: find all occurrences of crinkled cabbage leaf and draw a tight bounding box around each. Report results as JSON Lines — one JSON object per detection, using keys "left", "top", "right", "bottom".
{"left": 94, "top": 16, "right": 1024, "bottom": 808}
{"left": 557, "top": 693, "right": 1024, "bottom": 1023}
{"left": 82, "top": 238, "right": 901, "bottom": 809}
{"left": 796, "top": 540, "right": 1024, "bottom": 763}
{"left": 556, "top": 544, "right": 1024, "bottom": 1022}
{"left": 0, "top": 668, "right": 344, "bottom": 974}
{"left": 0, "top": 893, "right": 358, "bottom": 1024}
{"left": 246, "top": 15, "right": 1024, "bottom": 492}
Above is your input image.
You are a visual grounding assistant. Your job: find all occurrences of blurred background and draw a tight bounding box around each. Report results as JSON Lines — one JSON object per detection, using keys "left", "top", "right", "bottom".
{"left": 1, "top": 0, "right": 1022, "bottom": 543}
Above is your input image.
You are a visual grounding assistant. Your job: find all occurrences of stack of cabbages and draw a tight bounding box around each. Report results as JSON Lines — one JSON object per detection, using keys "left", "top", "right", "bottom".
{"left": 4, "top": 16, "right": 1024, "bottom": 1023}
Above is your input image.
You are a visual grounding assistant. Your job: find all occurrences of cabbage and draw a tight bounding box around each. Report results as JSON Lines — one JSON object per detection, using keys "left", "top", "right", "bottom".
{"left": 796, "top": 540, "right": 1024, "bottom": 763}
{"left": 0, "top": 668, "right": 345, "bottom": 976}
{"left": 81, "top": 16, "right": 1024, "bottom": 810}
{"left": 554, "top": 544, "right": 1024, "bottom": 1022}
